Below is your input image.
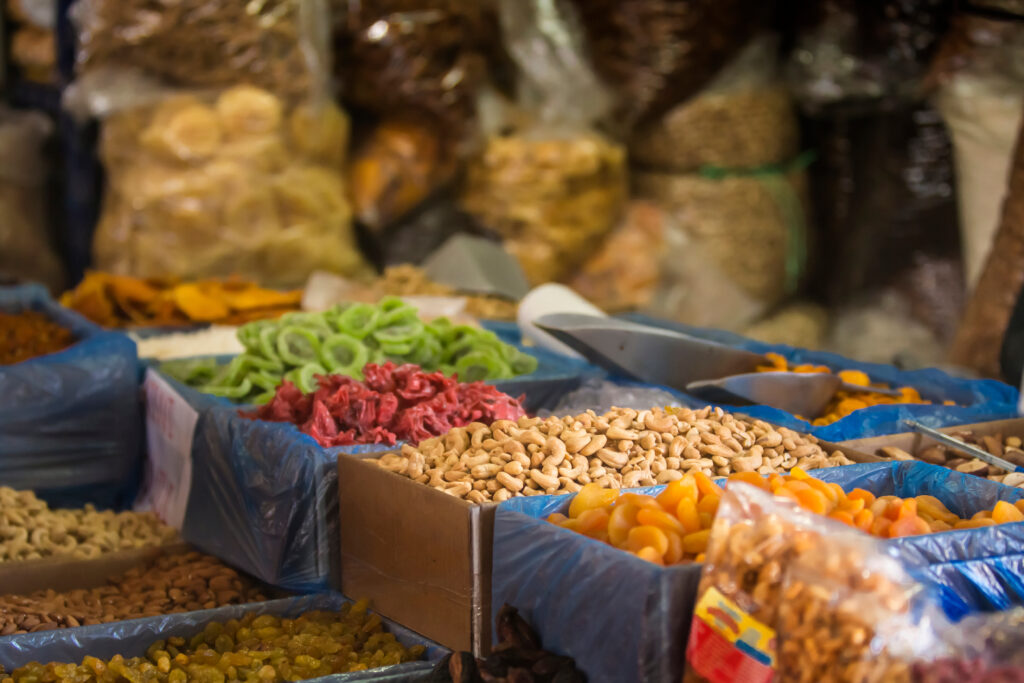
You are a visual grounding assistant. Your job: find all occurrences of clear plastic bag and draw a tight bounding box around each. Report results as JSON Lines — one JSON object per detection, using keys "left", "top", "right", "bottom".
{"left": 566, "top": 0, "right": 762, "bottom": 128}
{"left": 460, "top": 0, "right": 628, "bottom": 285}
{"left": 914, "top": 608, "right": 1024, "bottom": 682}
{"left": 91, "top": 86, "right": 369, "bottom": 288}
{"left": 0, "top": 108, "right": 64, "bottom": 293}
{"left": 932, "top": 16, "right": 1024, "bottom": 291}
{"left": 72, "top": 0, "right": 329, "bottom": 101}
{"left": 685, "top": 482, "right": 946, "bottom": 683}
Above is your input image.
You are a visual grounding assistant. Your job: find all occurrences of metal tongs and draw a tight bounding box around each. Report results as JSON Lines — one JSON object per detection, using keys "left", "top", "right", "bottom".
{"left": 905, "top": 420, "right": 1024, "bottom": 474}
{"left": 534, "top": 313, "right": 900, "bottom": 417}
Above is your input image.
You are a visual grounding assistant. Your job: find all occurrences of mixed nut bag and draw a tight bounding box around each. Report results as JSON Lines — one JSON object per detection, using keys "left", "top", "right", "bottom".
{"left": 684, "top": 482, "right": 1024, "bottom": 683}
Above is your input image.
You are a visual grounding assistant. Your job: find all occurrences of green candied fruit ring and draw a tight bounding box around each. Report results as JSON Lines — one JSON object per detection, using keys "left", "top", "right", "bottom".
{"left": 453, "top": 350, "right": 513, "bottom": 383}
{"left": 258, "top": 325, "right": 282, "bottom": 361}
{"left": 372, "top": 320, "right": 424, "bottom": 345}
{"left": 379, "top": 339, "right": 416, "bottom": 357}
{"left": 285, "top": 363, "right": 328, "bottom": 393}
{"left": 252, "top": 390, "right": 278, "bottom": 405}
{"left": 409, "top": 334, "right": 442, "bottom": 369}
{"left": 441, "top": 333, "right": 484, "bottom": 364}
{"left": 426, "top": 317, "right": 457, "bottom": 345}
{"left": 276, "top": 326, "right": 323, "bottom": 367}
{"left": 509, "top": 349, "right": 539, "bottom": 376}
{"left": 334, "top": 303, "right": 380, "bottom": 339}
{"left": 237, "top": 320, "right": 270, "bottom": 353}
{"left": 159, "top": 358, "right": 219, "bottom": 386}
{"left": 203, "top": 378, "right": 254, "bottom": 400}
{"left": 249, "top": 370, "right": 281, "bottom": 393}
{"left": 377, "top": 296, "right": 407, "bottom": 312}
{"left": 319, "top": 333, "right": 369, "bottom": 374}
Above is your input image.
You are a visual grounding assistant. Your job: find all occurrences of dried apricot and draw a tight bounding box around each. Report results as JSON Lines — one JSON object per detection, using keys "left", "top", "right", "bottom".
{"left": 568, "top": 484, "right": 618, "bottom": 519}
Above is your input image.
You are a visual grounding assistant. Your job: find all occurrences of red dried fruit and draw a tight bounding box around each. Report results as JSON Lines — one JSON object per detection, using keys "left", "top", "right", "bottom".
{"left": 244, "top": 362, "right": 526, "bottom": 447}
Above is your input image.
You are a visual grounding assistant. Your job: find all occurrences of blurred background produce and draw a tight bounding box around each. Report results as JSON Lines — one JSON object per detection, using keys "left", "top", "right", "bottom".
{"left": 0, "top": 0, "right": 1021, "bottom": 380}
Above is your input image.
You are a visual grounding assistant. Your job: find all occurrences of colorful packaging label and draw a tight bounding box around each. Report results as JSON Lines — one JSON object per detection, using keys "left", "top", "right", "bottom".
{"left": 686, "top": 586, "right": 776, "bottom": 683}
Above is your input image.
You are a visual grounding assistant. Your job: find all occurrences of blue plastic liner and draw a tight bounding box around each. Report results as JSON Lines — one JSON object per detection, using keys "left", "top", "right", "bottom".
{"left": 492, "top": 461, "right": 1024, "bottom": 683}
{"left": 0, "top": 284, "right": 142, "bottom": 509}
{"left": 184, "top": 407, "right": 387, "bottom": 593}
{"left": 0, "top": 593, "right": 445, "bottom": 682}
{"left": 622, "top": 313, "right": 1019, "bottom": 440}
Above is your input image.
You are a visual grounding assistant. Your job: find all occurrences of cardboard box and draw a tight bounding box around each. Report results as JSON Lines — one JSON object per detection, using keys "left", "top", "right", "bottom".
{"left": 0, "top": 543, "right": 189, "bottom": 596}
{"left": 337, "top": 439, "right": 876, "bottom": 655}
{"left": 841, "top": 418, "right": 1024, "bottom": 463}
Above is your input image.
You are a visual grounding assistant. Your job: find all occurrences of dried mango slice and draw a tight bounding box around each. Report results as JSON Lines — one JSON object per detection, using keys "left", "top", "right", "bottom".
{"left": 173, "top": 284, "right": 231, "bottom": 322}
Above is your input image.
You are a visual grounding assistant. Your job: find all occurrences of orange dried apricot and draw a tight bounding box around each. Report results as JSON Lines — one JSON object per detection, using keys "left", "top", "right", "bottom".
{"left": 568, "top": 484, "right": 618, "bottom": 519}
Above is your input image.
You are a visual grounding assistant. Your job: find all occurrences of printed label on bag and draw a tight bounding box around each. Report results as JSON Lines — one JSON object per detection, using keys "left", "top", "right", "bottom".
{"left": 136, "top": 369, "right": 198, "bottom": 529}
{"left": 686, "top": 585, "right": 776, "bottom": 683}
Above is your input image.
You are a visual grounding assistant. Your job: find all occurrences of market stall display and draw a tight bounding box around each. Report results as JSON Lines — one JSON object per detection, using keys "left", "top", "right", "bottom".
{"left": 163, "top": 299, "right": 538, "bottom": 404}
{"left": 372, "top": 406, "right": 856, "bottom": 504}
{"left": 2, "top": 599, "right": 426, "bottom": 681}
{"left": 247, "top": 362, "right": 525, "bottom": 447}
{"left": 549, "top": 469, "right": 1024, "bottom": 568}
{"left": 0, "top": 487, "right": 177, "bottom": 563}
{"left": 0, "top": 551, "right": 266, "bottom": 634}
{"left": 61, "top": 273, "right": 303, "bottom": 328}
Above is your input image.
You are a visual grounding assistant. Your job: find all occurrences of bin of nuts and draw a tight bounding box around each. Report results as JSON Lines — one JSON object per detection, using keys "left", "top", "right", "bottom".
{"left": 372, "top": 406, "right": 858, "bottom": 504}
{"left": 0, "top": 487, "right": 178, "bottom": 563}
{"left": 0, "top": 551, "right": 267, "bottom": 635}
{"left": 684, "top": 482, "right": 942, "bottom": 683}
{"left": 863, "top": 424, "right": 1024, "bottom": 490}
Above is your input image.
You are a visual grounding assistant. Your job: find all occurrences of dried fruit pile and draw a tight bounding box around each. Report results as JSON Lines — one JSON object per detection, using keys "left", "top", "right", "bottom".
{"left": 879, "top": 432, "right": 1024, "bottom": 489}
{"left": 375, "top": 407, "right": 854, "bottom": 504}
{"left": 550, "top": 468, "right": 1024, "bottom": 567}
{"left": 0, "top": 310, "right": 74, "bottom": 364}
{"left": 247, "top": 363, "right": 526, "bottom": 447}
{"left": 3, "top": 600, "right": 425, "bottom": 682}
{"left": 0, "top": 487, "right": 178, "bottom": 563}
{"left": 430, "top": 605, "right": 585, "bottom": 683}
{"left": 0, "top": 551, "right": 266, "bottom": 635}
{"left": 345, "top": 265, "right": 517, "bottom": 321}
{"left": 61, "top": 272, "right": 302, "bottom": 328}
{"left": 757, "top": 352, "right": 953, "bottom": 425}
{"left": 165, "top": 298, "right": 537, "bottom": 404}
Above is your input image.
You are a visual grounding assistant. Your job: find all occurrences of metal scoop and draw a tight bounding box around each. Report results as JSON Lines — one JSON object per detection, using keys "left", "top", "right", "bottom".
{"left": 534, "top": 313, "right": 766, "bottom": 388}
{"left": 905, "top": 420, "right": 1024, "bottom": 474}
{"left": 685, "top": 372, "right": 898, "bottom": 418}
{"left": 535, "top": 313, "right": 901, "bottom": 417}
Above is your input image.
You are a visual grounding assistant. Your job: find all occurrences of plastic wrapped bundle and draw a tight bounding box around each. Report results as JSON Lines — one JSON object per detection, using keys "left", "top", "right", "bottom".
{"left": 73, "top": 0, "right": 328, "bottom": 100}
{"left": 0, "top": 108, "right": 63, "bottom": 293}
{"left": 91, "top": 87, "right": 368, "bottom": 288}
{"left": 336, "top": 0, "right": 497, "bottom": 150}
{"left": 461, "top": 0, "right": 628, "bottom": 285}
{"left": 566, "top": 0, "right": 761, "bottom": 128}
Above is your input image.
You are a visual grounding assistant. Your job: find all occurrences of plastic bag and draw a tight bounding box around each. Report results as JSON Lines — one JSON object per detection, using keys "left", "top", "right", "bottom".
{"left": 786, "top": 0, "right": 955, "bottom": 107}
{"left": 631, "top": 36, "right": 800, "bottom": 173}
{"left": 90, "top": 86, "right": 369, "bottom": 288}
{"left": 685, "top": 481, "right": 945, "bottom": 682}
{"left": 0, "top": 593, "right": 445, "bottom": 677}
{"left": 566, "top": 201, "right": 667, "bottom": 313}
{"left": 336, "top": 0, "right": 497, "bottom": 151}
{"left": 932, "top": 16, "right": 1024, "bottom": 290}
{"left": 460, "top": 0, "right": 627, "bottom": 285}
{"left": 565, "top": 0, "right": 761, "bottom": 128}
{"left": 913, "top": 608, "right": 1024, "bottom": 681}
{"left": 7, "top": 0, "right": 56, "bottom": 83}
{"left": 0, "top": 108, "right": 63, "bottom": 293}
{"left": 72, "top": 0, "right": 329, "bottom": 101}
{"left": 0, "top": 285, "right": 141, "bottom": 510}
